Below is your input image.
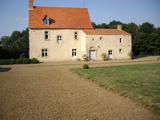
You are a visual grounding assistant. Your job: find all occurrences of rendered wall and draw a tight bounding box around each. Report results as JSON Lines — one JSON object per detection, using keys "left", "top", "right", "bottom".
{"left": 85, "top": 34, "right": 132, "bottom": 60}
{"left": 29, "top": 29, "right": 86, "bottom": 62}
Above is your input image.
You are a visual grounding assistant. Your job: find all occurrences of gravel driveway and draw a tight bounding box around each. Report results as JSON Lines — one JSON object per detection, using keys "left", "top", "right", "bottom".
{"left": 0, "top": 59, "right": 160, "bottom": 120}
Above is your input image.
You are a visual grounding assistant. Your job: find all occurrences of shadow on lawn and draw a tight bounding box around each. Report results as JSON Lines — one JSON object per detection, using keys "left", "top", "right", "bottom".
{"left": 0, "top": 67, "right": 11, "bottom": 72}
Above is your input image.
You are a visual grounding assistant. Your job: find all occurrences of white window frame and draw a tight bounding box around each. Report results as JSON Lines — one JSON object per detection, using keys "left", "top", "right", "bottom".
{"left": 57, "top": 35, "right": 63, "bottom": 44}
{"left": 44, "top": 31, "right": 49, "bottom": 40}
{"left": 72, "top": 49, "right": 77, "bottom": 57}
{"left": 42, "top": 48, "right": 48, "bottom": 57}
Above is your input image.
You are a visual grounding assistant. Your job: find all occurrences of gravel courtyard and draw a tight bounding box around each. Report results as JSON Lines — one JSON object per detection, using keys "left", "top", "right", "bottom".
{"left": 0, "top": 57, "right": 160, "bottom": 120}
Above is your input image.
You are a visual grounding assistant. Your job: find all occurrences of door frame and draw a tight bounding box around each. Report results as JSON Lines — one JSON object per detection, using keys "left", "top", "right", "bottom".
{"left": 89, "top": 50, "right": 97, "bottom": 60}
{"left": 108, "top": 50, "right": 113, "bottom": 60}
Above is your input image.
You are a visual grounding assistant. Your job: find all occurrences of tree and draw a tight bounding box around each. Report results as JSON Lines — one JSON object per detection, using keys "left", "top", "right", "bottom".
{"left": 140, "top": 22, "right": 154, "bottom": 33}
{"left": 92, "top": 22, "right": 97, "bottom": 29}
{"left": 0, "top": 28, "right": 29, "bottom": 59}
{"left": 108, "top": 20, "right": 124, "bottom": 28}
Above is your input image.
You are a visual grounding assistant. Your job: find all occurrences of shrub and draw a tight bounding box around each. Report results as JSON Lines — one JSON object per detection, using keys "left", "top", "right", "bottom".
{"left": 82, "top": 54, "right": 89, "bottom": 61}
{"left": 23, "top": 58, "right": 30, "bottom": 64}
{"left": 16, "top": 58, "right": 23, "bottom": 64}
{"left": 101, "top": 53, "right": 107, "bottom": 61}
{"left": 30, "top": 58, "right": 39, "bottom": 64}
{"left": 83, "top": 64, "right": 89, "bottom": 69}
{"left": 0, "top": 58, "right": 39, "bottom": 65}
{"left": 0, "top": 59, "right": 9, "bottom": 65}
{"left": 9, "top": 59, "right": 16, "bottom": 64}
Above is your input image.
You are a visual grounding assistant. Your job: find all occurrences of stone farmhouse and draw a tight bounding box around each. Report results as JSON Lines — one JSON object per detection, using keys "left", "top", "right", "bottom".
{"left": 29, "top": 0, "right": 132, "bottom": 62}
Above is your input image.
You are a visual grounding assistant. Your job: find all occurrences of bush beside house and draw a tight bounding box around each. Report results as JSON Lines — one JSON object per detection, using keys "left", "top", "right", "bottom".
{"left": 83, "top": 64, "right": 89, "bottom": 69}
{"left": 101, "top": 53, "right": 108, "bottom": 61}
{"left": 82, "top": 54, "right": 89, "bottom": 61}
{"left": 0, "top": 58, "right": 39, "bottom": 65}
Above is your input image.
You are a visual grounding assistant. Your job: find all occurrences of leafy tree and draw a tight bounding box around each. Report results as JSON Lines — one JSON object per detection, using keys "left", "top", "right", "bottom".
{"left": 108, "top": 20, "right": 124, "bottom": 28}
{"left": 92, "top": 22, "right": 97, "bottom": 29}
{"left": 0, "top": 28, "right": 29, "bottom": 59}
{"left": 140, "top": 22, "right": 154, "bottom": 33}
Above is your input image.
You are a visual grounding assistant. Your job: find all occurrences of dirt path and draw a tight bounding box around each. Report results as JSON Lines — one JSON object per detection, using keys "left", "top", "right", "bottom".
{"left": 0, "top": 59, "right": 160, "bottom": 120}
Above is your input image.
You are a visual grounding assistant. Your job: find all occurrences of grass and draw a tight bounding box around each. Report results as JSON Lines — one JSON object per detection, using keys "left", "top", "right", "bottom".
{"left": 73, "top": 63, "right": 160, "bottom": 113}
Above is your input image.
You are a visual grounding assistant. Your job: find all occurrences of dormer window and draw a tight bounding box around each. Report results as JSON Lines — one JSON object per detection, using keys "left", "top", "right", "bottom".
{"left": 43, "top": 16, "right": 50, "bottom": 26}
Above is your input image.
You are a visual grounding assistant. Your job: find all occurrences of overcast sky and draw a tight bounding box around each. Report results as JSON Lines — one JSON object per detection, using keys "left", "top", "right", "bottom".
{"left": 0, "top": 0, "right": 160, "bottom": 37}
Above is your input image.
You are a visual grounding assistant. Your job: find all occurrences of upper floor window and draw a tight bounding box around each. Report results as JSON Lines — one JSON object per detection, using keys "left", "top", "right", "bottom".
{"left": 74, "top": 32, "right": 78, "bottom": 40}
{"left": 57, "top": 35, "right": 63, "bottom": 44}
{"left": 120, "top": 38, "right": 123, "bottom": 43}
{"left": 43, "top": 16, "right": 50, "bottom": 26}
{"left": 72, "top": 49, "right": 77, "bottom": 57}
{"left": 100, "top": 37, "right": 103, "bottom": 40}
{"left": 45, "top": 31, "right": 49, "bottom": 40}
{"left": 42, "top": 48, "right": 48, "bottom": 57}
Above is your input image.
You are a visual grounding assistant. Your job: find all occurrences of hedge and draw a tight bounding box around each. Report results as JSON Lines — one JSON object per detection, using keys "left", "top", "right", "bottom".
{"left": 0, "top": 58, "right": 39, "bottom": 65}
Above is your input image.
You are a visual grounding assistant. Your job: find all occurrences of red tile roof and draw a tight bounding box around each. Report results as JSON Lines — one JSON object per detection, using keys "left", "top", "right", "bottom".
{"left": 83, "top": 29, "right": 131, "bottom": 35}
{"left": 29, "top": 7, "right": 93, "bottom": 29}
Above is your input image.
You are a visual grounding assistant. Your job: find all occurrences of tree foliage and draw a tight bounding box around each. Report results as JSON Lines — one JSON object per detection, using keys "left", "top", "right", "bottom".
{"left": 0, "top": 28, "right": 29, "bottom": 59}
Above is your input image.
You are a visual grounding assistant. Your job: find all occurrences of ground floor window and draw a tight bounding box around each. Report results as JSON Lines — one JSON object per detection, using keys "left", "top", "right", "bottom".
{"left": 119, "top": 49, "right": 122, "bottom": 53}
{"left": 42, "top": 49, "right": 48, "bottom": 57}
{"left": 72, "top": 49, "right": 77, "bottom": 57}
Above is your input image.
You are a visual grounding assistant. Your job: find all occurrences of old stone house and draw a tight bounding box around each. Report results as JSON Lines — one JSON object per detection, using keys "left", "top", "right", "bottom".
{"left": 29, "top": 0, "right": 132, "bottom": 62}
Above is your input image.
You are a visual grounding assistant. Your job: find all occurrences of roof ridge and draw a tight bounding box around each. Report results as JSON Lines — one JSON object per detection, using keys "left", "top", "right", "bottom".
{"left": 35, "top": 6, "right": 88, "bottom": 9}
{"left": 117, "top": 29, "right": 131, "bottom": 35}
{"left": 95, "top": 28, "right": 117, "bottom": 30}
{"left": 83, "top": 29, "right": 131, "bottom": 35}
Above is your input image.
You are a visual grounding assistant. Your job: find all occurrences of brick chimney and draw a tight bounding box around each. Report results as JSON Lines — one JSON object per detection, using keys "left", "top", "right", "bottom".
{"left": 29, "top": 0, "right": 34, "bottom": 10}
{"left": 117, "top": 25, "right": 122, "bottom": 31}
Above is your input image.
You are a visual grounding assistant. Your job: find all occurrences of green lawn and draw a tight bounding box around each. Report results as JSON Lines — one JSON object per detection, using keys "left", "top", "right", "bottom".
{"left": 73, "top": 63, "right": 160, "bottom": 113}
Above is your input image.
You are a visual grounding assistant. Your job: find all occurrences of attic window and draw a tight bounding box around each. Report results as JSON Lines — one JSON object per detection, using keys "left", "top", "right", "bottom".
{"left": 43, "top": 16, "right": 50, "bottom": 26}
